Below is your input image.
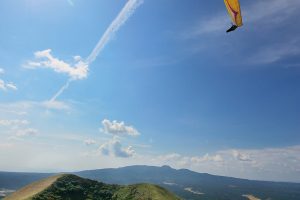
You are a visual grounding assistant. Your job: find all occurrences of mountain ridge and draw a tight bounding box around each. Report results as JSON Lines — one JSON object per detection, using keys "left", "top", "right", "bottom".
{"left": 1, "top": 165, "right": 300, "bottom": 200}
{"left": 4, "top": 174, "right": 179, "bottom": 200}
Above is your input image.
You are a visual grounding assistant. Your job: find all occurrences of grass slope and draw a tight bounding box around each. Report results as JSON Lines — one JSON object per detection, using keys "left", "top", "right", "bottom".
{"left": 5, "top": 174, "right": 179, "bottom": 200}
{"left": 113, "top": 184, "right": 180, "bottom": 200}
{"left": 4, "top": 174, "right": 63, "bottom": 200}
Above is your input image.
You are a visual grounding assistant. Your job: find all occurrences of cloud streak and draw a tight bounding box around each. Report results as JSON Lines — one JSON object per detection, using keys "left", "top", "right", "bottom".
{"left": 0, "top": 119, "right": 29, "bottom": 126}
{"left": 85, "top": 0, "right": 143, "bottom": 64}
{"left": 0, "top": 69, "right": 17, "bottom": 91}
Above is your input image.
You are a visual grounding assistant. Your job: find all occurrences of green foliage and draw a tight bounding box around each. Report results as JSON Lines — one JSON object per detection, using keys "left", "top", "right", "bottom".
{"left": 32, "top": 175, "right": 119, "bottom": 200}
{"left": 29, "top": 175, "right": 179, "bottom": 200}
{"left": 113, "top": 184, "right": 180, "bottom": 200}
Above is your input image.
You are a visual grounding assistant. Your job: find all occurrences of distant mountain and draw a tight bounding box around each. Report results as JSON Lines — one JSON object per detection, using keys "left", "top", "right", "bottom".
{"left": 0, "top": 172, "right": 53, "bottom": 190}
{"left": 4, "top": 174, "right": 179, "bottom": 200}
{"left": 1, "top": 166, "right": 300, "bottom": 200}
{"left": 75, "top": 165, "right": 300, "bottom": 200}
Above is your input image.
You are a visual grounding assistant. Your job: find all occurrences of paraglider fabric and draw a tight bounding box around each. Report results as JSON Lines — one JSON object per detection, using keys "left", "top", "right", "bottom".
{"left": 224, "top": 0, "right": 243, "bottom": 27}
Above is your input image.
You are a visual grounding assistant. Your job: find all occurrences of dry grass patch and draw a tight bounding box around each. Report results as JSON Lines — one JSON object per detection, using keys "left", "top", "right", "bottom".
{"left": 4, "top": 174, "right": 63, "bottom": 200}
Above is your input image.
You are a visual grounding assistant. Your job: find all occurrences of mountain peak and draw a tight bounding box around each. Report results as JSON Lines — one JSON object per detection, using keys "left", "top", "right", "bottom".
{"left": 161, "top": 165, "right": 173, "bottom": 169}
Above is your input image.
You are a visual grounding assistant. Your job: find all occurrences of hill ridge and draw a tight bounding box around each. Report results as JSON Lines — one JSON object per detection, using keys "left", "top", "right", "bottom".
{"left": 4, "top": 174, "right": 179, "bottom": 200}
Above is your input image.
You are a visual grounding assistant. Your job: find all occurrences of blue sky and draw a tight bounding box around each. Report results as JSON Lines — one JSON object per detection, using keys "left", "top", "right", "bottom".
{"left": 0, "top": 0, "right": 300, "bottom": 182}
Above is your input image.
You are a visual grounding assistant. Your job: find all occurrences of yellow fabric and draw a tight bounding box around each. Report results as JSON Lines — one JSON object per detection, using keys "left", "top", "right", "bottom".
{"left": 224, "top": 0, "right": 243, "bottom": 27}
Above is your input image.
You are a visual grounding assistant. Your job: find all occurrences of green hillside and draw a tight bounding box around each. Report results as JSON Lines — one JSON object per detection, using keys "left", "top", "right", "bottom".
{"left": 113, "top": 184, "right": 180, "bottom": 200}
{"left": 4, "top": 174, "right": 179, "bottom": 200}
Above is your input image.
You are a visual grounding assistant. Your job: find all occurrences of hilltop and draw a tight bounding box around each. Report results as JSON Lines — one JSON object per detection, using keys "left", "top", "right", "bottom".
{"left": 4, "top": 174, "right": 179, "bottom": 200}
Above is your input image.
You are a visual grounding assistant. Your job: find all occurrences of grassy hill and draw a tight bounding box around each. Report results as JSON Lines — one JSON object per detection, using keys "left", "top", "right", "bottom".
{"left": 4, "top": 174, "right": 179, "bottom": 200}
{"left": 4, "top": 174, "right": 63, "bottom": 200}
{"left": 114, "top": 184, "right": 180, "bottom": 200}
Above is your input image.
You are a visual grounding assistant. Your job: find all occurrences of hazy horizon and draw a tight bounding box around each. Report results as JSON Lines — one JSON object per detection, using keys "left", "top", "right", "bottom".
{"left": 0, "top": 0, "right": 300, "bottom": 183}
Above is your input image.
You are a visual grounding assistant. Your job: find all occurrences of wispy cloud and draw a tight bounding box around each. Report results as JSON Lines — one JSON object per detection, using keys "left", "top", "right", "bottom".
{"left": 248, "top": 40, "right": 300, "bottom": 65}
{"left": 232, "top": 150, "right": 252, "bottom": 162}
{"left": 0, "top": 80, "right": 17, "bottom": 91}
{"left": 0, "top": 118, "right": 38, "bottom": 140}
{"left": 5, "top": 83, "right": 17, "bottom": 90}
{"left": 0, "top": 79, "right": 6, "bottom": 90}
{"left": 15, "top": 128, "right": 39, "bottom": 137}
{"left": 84, "top": 139, "right": 97, "bottom": 146}
{"left": 42, "top": 100, "right": 71, "bottom": 110}
{"left": 0, "top": 68, "right": 17, "bottom": 91}
{"left": 0, "top": 101, "right": 71, "bottom": 120}
{"left": 0, "top": 119, "right": 29, "bottom": 126}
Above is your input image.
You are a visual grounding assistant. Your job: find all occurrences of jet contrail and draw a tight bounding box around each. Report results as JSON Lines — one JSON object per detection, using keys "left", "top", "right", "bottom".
{"left": 86, "top": 0, "right": 143, "bottom": 64}
{"left": 50, "top": 0, "right": 143, "bottom": 102}
{"left": 50, "top": 79, "right": 73, "bottom": 102}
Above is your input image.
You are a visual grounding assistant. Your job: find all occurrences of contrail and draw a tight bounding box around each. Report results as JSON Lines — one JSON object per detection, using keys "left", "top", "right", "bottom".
{"left": 50, "top": 79, "right": 73, "bottom": 102}
{"left": 86, "top": 0, "right": 143, "bottom": 64}
{"left": 50, "top": 0, "right": 143, "bottom": 102}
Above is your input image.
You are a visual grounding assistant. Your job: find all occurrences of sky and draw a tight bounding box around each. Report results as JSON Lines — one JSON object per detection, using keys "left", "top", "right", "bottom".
{"left": 0, "top": 0, "right": 299, "bottom": 182}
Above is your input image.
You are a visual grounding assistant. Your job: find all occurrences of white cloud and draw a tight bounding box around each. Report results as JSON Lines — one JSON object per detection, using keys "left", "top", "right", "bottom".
{"left": 6, "top": 83, "right": 17, "bottom": 90}
{"left": 0, "top": 79, "right": 5, "bottom": 90}
{"left": 244, "top": 0, "right": 300, "bottom": 24}
{"left": 0, "top": 138, "right": 299, "bottom": 182}
{"left": 0, "top": 70, "right": 17, "bottom": 91}
{"left": 99, "top": 142, "right": 110, "bottom": 156}
{"left": 99, "top": 137, "right": 135, "bottom": 158}
{"left": 42, "top": 100, "right": 70, "bottom": 110}
{"left": 156, "top": 153, "right": 224, "bottom": 168}
{"left": 101, "top": 119, "right": 140, "bottom": 137}
{"left": 191, "top": 154, "right": 224, "bottom": 163}
{"left": 113, "top": 141, "right": 135, "bottom": 158}
{"left": 248, "top": 40, "right": 300, "bottom": 64}
{"left": 15, "top": 128, "right": 39, "bottom": 137}
{"left": 152, "top": 145, "right": 300, "bottom": 182}
{"left": 0, "top": 119, "right": 29, "bottom": 126}
{"left": 25, "top": 49, "right": 88, "bottom": 80}
{"left": 84, "top": 139, "right": 97, "bottom": 146}
{"left": 232, "top": 150, "right": 252, "bottom": 162}
{"left": 0, "top": 80, "right": 17, "bottom": 91}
